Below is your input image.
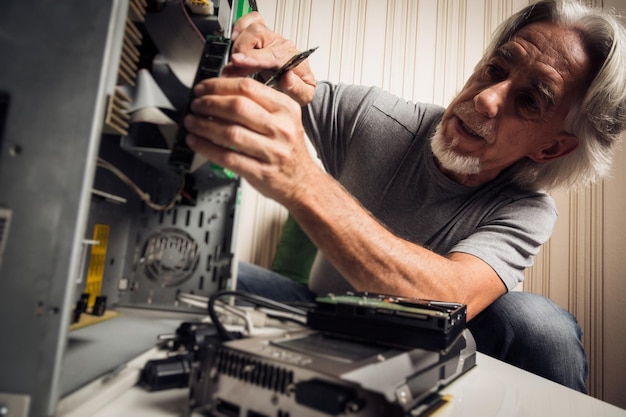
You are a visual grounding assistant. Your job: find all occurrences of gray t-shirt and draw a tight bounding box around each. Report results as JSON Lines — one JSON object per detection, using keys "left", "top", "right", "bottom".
{"left": 302, "top": 82, "right": 557, "bottom": 294}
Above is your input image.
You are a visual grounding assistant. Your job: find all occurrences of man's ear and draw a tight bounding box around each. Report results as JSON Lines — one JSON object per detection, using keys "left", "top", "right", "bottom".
{"left": 527, "top": 133, "right": 579, "bottom": 162}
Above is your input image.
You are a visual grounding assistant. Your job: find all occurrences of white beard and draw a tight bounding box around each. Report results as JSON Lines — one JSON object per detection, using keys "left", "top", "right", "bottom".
{"left": 430, "top": 122, "right": 482, "bottom": 176}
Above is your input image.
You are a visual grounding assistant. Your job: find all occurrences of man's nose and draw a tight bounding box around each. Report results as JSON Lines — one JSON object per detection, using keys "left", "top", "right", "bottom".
{"left": 474, "top": 82, "right": 509, "bottom": 118}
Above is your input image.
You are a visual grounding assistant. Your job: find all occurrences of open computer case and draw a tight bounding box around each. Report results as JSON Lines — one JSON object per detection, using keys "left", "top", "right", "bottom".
{"left": 0, "top": 1, "right": 242, "bottom": 415}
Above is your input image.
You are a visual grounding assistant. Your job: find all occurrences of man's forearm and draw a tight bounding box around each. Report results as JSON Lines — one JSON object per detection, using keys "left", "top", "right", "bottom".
{"left": 284, "top": 168, "right": 506, "bottom": 320}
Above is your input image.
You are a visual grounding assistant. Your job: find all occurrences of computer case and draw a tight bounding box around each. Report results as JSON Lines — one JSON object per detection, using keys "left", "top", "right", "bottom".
{"left": 0, "top": 1, "right": 239, "bottom": 416}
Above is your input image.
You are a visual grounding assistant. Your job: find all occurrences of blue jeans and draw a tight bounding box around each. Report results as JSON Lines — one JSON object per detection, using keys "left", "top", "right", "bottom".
{"left": 236, "top": 261, "right": 588, "bottom": 393}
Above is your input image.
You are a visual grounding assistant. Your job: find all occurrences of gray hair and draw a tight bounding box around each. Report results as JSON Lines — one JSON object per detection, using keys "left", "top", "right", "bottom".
{"left": 480, "top": 0, "right": 626, "bottom": 190}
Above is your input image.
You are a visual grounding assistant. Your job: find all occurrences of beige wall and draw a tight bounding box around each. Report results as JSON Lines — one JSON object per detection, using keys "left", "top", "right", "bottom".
{"left": 235, "top": 0, "right": 626, "bottom": 407}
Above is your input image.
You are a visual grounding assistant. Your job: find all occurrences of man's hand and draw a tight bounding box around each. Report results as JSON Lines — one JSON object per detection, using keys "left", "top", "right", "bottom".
{"left": 221, "top": 12, "right": 316, "bottom": 106}
{"left": 183, "top": 77, "right": 320, "bottom": 205}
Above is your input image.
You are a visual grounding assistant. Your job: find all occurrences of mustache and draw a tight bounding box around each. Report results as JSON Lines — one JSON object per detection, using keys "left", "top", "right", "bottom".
{"left": 453, "top": 102, "right": 495, "bottom": 143}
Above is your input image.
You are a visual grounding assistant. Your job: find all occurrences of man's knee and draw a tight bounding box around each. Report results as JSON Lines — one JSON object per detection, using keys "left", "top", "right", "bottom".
{"left": 468, "top": 291, "right": 588, "bottom": 392}
{"left": 476, "top": 292, "right": 581, "bottom": 343}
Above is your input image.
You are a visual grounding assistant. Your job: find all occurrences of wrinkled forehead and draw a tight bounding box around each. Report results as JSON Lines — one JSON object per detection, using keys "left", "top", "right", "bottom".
{"left": 498, "top": 21, "right": 593, "bottom": 98}
{"left": 513, "top": 22, "right": 589, "bottom": 72}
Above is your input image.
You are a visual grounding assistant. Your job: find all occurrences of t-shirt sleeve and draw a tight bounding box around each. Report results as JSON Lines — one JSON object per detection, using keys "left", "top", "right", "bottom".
{"left": 448, "top": 193, "right": 557, "bottom": 291}
{"left": 302, "top": 81, "right": 381, "bottom": 177}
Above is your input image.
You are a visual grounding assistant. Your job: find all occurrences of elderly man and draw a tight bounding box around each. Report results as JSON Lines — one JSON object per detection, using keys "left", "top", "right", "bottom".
{"left": 182, "top": 0, "right": 626, "bottom": 393}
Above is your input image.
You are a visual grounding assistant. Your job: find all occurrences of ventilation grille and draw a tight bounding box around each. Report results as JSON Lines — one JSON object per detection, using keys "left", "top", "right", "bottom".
{"left": 142, "top": 228, "right": 200, "bottom": 287}
{"left": 215, "top": 348, "right": 294, "bottom": 394}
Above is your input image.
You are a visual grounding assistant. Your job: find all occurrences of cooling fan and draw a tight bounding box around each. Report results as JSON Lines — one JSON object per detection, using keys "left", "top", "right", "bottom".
{"left": 142, "top": 228, "right": 200, "bottom": 287}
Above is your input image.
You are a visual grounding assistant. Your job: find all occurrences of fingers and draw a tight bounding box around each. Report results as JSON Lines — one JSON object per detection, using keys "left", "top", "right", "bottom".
{"left": 185, "top": 117, "right": 276, "bottom": 163}
{"left": 183, "top": 78, "right": 302, "bottom": 161}
{"left": 223, "top": 27, "right": 297, "bottom": 77}
{"left": 226, "top": 13, "right": 291, "bottom": 76}
{"left": 185, "top": 130, "right": 305, "bottom": 204}
{"left": 193, "top": 77, "right": 298, "bottom": 116}
{"left": 278, "top": 70, "right": 316, "bottom": 106}
{"left": 224, "top": 50, "right": 317, "bottom": 105}
{"left": 231, "top": 12, "right": 265, "bottom": 40}
{"left": 224, "top": 13, "right": 299, "bottom": 77}
{"left": 221, "top": 12, "right": 317, "bottom": 105}
{"left": 185, "top": 132, "right": 269, "bottom": 186}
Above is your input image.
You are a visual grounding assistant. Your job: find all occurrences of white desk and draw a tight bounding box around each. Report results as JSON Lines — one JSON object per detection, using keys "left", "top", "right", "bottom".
{"left": 83, "top": 352, "right": 626, "bottom": 417}
{"left": 438, "top": 354, "right": 626, "bottom": 417}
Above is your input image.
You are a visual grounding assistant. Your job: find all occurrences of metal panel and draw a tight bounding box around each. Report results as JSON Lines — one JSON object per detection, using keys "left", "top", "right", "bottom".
{"left": 0, "top": 1, "right": 242, "bottom": 415}
{"left": 0, "top": 1, "right": 128, "bottom": 416}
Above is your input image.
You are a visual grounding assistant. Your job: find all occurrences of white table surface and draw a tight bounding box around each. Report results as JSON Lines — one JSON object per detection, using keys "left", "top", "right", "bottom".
{"left": 83, "top": 352, "right": 626, "bottom": 417}
{"left": 437, "top": 353, "right": 626, "bottom": 417}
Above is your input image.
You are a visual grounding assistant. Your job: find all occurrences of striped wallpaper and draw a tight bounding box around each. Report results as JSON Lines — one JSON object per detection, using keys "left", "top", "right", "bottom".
{"left": 233, "top": 0, "right": 626, "bottom": 407}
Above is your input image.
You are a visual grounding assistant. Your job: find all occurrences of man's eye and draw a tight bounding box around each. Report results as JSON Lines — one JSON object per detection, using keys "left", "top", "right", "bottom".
{"left": 486, "top": 64, "right": 505, "bottom": 80}
{"left": 518, "top": 93, "right": 539, "bottom": 111}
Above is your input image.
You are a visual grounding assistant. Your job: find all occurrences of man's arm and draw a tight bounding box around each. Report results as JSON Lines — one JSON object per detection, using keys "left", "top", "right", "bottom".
{"left": 285, "top": 165, "right": 507, "bottom": 321}
{"left": 183, "top": 76, "right": 505, "bottom": 320}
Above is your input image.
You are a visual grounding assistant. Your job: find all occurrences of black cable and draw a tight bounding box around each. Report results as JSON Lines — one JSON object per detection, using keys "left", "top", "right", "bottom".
{"left": 208, "top": 290, "right": 307, "bottom": 341}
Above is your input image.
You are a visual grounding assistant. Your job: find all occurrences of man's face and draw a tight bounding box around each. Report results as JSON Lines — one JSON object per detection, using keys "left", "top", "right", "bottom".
{"left": 434, "top": 21, "right": 593, "bottom": 186}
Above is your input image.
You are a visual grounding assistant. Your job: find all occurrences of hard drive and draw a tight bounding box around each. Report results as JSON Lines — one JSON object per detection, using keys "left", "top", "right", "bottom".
{"left": 307, "top": 292, "right": 467, "bottom": 351}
